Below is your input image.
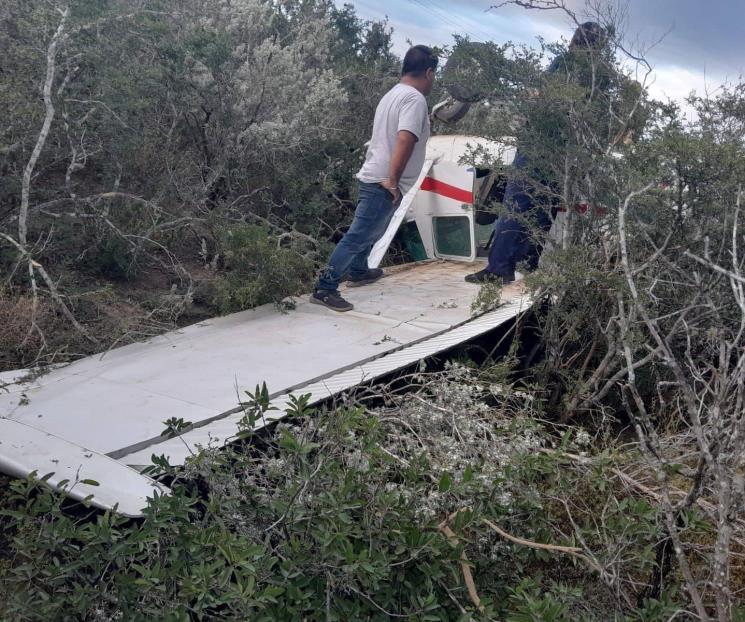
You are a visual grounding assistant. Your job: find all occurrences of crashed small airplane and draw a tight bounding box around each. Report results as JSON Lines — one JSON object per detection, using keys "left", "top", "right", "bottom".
{"left": 0, "top": 134, "right": 549, "bottom": 517}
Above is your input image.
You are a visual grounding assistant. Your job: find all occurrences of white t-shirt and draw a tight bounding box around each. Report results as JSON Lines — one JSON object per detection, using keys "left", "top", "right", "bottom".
{"left": 356, "top": 83, "right": 430, "bottom": 194}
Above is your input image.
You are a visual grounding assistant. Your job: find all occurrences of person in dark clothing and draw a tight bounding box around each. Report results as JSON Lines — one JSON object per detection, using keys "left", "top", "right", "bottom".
{"left": 469, "top": 150, "right": 557, "bottom": 283}
{"left": 465, "top": 22, "right": 611, "bottom": 284}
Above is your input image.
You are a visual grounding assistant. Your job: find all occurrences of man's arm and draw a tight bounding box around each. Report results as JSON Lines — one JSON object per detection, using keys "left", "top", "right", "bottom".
{"left": 381, "top": 130, "right": 418, "bottom": 203}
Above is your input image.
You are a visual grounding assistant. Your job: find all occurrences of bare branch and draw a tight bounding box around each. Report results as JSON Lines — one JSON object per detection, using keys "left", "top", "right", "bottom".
{"left": 19, "top": 6, "right": 69, "bottom": 247}
{"left": 0, "top": 232, "right": 97, "bottom": 344}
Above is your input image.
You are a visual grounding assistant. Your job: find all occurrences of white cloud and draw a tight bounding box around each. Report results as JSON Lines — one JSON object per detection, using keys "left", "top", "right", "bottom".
{"left": 348, "top": 0, "right": 567, "bottom": 53}
{"left": 339, "top": 0, "right": 731, "bottom": 116}
{"left": 647, "top": 64, "right": 706, "bottom": 102}
{"left": 644, "top": 64, "right": 729, "bottom": 120}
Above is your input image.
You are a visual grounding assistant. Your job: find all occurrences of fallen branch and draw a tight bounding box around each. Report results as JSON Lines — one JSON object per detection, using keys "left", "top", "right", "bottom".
{"left": 481, "top": 514, "right": 635, "bottom": 609}
{"left": 0, "top": 232, "right": 97, "bottom": 344}
{"left": 482, "top": 517, "right": 581, "bottom": 555}
{"left": 438, "top": 510, "right": 484, "bottom": 613}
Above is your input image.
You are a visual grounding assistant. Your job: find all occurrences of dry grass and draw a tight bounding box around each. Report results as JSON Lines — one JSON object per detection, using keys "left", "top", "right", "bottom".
{"left": 0, "top": 291, "right": 59, "bottom": 370}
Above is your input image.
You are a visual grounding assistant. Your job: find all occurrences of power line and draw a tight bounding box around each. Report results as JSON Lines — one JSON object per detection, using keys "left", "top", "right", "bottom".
{"left": 351, "top": 0, "right": 394, "bottom": 20}
{"left": 408, "top": 0, "right": 481, "bottom": 41}
{"left": 408, "top": 0, "right": 495, "bottom": 43}
{"left": 427, "top": 0, "right": 497, "bottom": 42}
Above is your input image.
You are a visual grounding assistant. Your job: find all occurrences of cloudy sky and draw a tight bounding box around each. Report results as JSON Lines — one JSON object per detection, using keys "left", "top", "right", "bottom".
{"left": 338, "top": 0, "right": 745, "bottom": 115}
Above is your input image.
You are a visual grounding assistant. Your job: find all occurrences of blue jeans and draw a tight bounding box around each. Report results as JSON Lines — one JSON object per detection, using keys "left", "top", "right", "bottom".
{"left": 487, "top": 151, "right": 555, "bottom": 277}
{"left": 317, "top": 181, "right": 395, "bottom": 292}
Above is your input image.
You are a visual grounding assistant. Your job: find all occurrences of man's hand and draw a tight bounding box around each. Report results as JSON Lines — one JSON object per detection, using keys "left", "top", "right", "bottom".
{"left": 385, "top": 130, "right": 417, "bottom": 205}
{"left": 381, "top": 178, "right": 401, "bottom": 204}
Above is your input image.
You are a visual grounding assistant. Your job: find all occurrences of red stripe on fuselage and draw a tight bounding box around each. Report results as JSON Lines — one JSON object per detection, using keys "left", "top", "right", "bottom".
{"left": 420, "top": 177, "right": 473, "bottom": 204}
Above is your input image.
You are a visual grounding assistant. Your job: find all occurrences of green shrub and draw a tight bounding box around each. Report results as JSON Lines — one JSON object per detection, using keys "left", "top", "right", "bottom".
{"left": 0, "top": 368, "right": 693, "bottom": 621}
{"left": 91, "top": 234, "right": 134, "bottom": 281}
{"left": 213, "top": 224, "right": 316, "bottom": 314}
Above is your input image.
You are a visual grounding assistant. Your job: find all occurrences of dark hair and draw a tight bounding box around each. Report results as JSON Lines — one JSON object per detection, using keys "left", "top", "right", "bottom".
{"left": 402, "top": 45, "right": 438, "bottom": 77}
{"left": 570, "top": 22, "right": 608, "bottom": 49}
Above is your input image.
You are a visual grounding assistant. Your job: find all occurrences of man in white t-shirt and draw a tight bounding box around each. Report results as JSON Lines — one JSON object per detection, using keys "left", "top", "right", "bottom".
{"left": 311, "top": 45, "right": 437, "bottom": 312}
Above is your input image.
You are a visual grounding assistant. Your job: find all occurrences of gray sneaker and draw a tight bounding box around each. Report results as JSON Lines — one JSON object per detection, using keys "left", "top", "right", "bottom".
{"left": 310, "top": 290, "right": 354, "bottom": 312}
{"left": 347, "top": 268, "right": 384, "bottom": 288}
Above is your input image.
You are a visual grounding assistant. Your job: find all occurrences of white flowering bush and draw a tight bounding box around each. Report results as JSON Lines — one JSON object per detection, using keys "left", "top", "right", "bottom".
{"left": 0, "top": 0, "right": 397, "bottom": 369}
{"left": 1, "top": 366, "right": 687, "bottom": 621}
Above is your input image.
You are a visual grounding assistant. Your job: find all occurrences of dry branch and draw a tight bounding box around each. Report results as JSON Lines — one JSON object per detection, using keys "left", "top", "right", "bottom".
{"left": 437, "top": 509, "right": 485, "bottom": 613}
{"left": 19, "top": 6, "right": 70, "bottom": 247}
{"left": 0, "top": 233, "right": 97, "bottom": 344}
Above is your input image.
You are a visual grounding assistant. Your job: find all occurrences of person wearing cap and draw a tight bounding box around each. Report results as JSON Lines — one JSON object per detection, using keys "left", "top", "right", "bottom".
{"left": 312, "top": 45, "right": 438, "bottom": 312}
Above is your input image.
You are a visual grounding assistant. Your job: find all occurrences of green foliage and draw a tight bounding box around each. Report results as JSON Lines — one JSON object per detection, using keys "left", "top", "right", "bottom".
{"left": 213, "top": 224, "right": 315, "bottom": 313}
{"left": 505, "top": 580, "right": 571, "bottom": 622}
{"left": 0, "top": 0, "right": 396, "bottom": 369}
{"left": 238, "top": 381, "right": 279, "bottom": 435}
{"left": 0, "top": 368, "right": 695, "bottom": 620}
{"left": 91, "top": 234, "right": 133, "bottom": 281}
{"left": 470, "top": 281, "right": 503, "bottom": 315}
{"left": 3, "top": 2, "right": 744, "bottom": 616}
